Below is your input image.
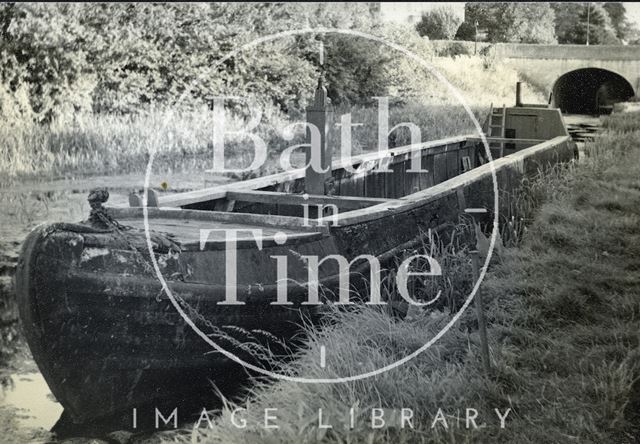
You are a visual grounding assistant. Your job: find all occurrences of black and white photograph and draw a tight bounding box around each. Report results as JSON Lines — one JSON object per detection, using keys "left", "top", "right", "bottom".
{"left": 2, "top": 2, "right": 640, "bottom": 443}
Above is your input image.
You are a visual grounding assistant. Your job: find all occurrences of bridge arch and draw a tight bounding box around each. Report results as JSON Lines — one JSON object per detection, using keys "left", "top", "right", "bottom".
{"left": 551, "top": 68, "right": 634, "bottom": 114}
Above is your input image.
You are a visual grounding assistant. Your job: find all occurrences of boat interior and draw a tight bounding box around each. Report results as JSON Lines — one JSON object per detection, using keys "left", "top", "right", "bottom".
{"left": 110, "top": 105, "right": 569, "bottom": 247}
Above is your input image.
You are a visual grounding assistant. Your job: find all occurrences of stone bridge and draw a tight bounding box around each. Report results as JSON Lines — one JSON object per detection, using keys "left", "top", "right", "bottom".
{"left": 492, "top": 43, "right": 639, "bottom": 113}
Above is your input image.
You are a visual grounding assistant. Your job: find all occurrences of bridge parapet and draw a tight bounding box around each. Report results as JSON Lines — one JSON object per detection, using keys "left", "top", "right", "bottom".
{"left": 493, "top": 43, "right": 640, "bottom": 61}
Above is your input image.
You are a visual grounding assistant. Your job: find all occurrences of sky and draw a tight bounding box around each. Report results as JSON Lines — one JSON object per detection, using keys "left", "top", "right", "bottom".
{"left": 624, "top": 3, "right": 640, "bottom": 29}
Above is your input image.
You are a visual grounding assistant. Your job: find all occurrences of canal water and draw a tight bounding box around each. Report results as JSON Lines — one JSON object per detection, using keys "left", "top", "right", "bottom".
{"left": 1, "top": 370, "right": 63, "bottom": 442}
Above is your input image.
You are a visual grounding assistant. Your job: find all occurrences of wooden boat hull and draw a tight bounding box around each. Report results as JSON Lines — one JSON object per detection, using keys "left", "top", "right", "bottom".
{"left": 17, "top": 218, "right": 410, "bottom": 424}
{"left": 15, "top": 222, "right": 336, "bottom": 423}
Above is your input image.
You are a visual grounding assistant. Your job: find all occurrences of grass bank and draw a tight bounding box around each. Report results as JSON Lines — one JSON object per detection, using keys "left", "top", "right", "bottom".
{"left": 164, "top": 112, "right": 640, "bottom": 444}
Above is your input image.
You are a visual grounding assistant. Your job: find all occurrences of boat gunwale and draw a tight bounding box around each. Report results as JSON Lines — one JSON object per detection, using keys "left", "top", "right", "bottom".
{"left": 150, "top": 135, "right": 570, "bottom": 228}
{"left": 106, "top": 206, "right": 330, "bottom": 234}
{"left": 110, "top": 128, "right": 570, "bottom": 230}
{"left": 319, "top": 135, "right": 572, "bottom": 226}
{"left": 157, "top": 134, "right": 473, "bottom": 208}
{"left": 111, "top": 135, "right": 570, "bottom": 230}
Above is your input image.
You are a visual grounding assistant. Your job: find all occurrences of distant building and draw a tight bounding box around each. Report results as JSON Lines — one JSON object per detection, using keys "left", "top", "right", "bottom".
{"left": 372, "top": 2, "right": 465, "bottom": 26}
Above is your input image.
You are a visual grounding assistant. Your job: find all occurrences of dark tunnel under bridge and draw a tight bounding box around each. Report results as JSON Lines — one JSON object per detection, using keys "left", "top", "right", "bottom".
{"left": 551, "top": 68, "right": 635, "bottom": 115}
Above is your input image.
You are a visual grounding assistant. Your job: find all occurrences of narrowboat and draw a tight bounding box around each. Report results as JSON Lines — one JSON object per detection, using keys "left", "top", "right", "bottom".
{"left": 16, "top": 85, "right": 575, "bottom": 425}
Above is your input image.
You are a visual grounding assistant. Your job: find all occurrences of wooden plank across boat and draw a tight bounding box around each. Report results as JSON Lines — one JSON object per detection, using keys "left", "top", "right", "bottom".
{"left": 16, "top": 106, "right": 575, "bottom": 424}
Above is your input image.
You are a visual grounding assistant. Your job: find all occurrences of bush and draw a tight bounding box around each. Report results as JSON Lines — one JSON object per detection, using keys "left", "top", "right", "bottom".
{"left": 435, "top": 42, "right": 470, "bottom": 58}
{"left": 416, "top": 5, "right": 462, "bottom": 40}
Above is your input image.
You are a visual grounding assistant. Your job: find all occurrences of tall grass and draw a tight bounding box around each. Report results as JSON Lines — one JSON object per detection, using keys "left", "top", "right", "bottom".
{"left": 499, "top": 160, "right": 578, "bottom": 247}
{"left": 0, "top": 56, "right": 543, "bottom": 182}
{"left": 601, "top": 111, "right": 640, "bottom": 133}
{"left": 161, "top": 111, "right": 640, "bottom": 443}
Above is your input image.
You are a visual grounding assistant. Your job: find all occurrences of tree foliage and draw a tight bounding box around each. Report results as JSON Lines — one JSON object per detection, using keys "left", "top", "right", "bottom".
{"left": 467, "top": 2, "right": 638, "bottom": 45}
{"left": 573, "top": 3, "right": 620, "bottom": 45}
{"left": 466, "top": 3, "right": 557, "bottom": 44}
{"left": 415, "top": 5, "right": 462, "bottom": 40}
{"left": 0, "top": 2, "right": 415, "bottom": 122}
{"left": 603, "top": 3, "right": 632, "bottom": 41}
{"left": 551, "top": 3, "right": 623, "bottom": 45}
{"left": 454, "top": 21, "right": 476, "bottom": 41}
